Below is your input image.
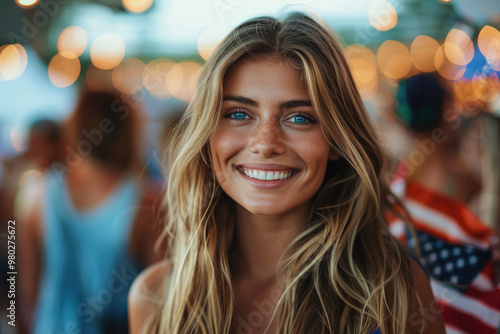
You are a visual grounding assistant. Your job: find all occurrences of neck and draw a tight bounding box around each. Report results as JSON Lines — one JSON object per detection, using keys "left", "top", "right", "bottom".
{"left": 232, "top": 202, "right": 309, "bottom": 283}
{"left": 409, "top": 135, "right": 456, "bottom": 190}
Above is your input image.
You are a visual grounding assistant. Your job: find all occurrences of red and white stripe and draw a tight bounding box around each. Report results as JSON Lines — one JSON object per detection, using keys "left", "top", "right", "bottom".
{"left": 431, "top": 279, "right": 500, "bottom": 333}
{"left": 388, "top": 179, "right": 500, "bottom": 334}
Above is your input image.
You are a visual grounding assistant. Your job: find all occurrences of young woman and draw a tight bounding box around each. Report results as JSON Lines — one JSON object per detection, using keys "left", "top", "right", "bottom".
{"left": 129, "top": 12, "right": 446, "bottom": 334}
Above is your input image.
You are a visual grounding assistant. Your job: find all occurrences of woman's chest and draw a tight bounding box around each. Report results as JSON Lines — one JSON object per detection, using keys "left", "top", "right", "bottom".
{"left": 232, "top": 283, "right": 282, "bottom": 333}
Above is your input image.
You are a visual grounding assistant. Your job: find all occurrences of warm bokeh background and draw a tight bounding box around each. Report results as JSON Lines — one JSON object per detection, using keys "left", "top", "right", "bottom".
{"left": 1, "top": 0, "right": 500, "bottom": 178}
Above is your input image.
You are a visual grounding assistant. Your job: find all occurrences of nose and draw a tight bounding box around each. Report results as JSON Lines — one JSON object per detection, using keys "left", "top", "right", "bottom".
{"left": 248, "top": 118, "right": 286, "bottom": 157}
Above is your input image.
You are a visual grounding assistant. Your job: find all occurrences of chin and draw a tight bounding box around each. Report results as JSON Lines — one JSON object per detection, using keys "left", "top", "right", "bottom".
{"left": 239, "top": 202, "right": 290, "bottom": 216}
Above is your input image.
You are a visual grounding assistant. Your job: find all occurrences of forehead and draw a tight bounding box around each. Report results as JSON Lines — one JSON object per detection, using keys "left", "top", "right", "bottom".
{"left": 223, "top": 56, "right": 309, "bottom": 100}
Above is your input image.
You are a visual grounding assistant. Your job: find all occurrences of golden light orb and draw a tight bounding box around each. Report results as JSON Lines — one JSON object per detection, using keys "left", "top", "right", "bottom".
{"left": 90, "top": 33, "right": 126, "bottom": 70}
{"left": 368, "top": 0, "right": 397, "bottom": 32}
{"left": 346, "top": 44, "right": 378, "bottom": 99}
{"left": 166, "top": 61, "right": 202, "bottom": 101}
{"left": 142, "top": 59, "right": 176, "bottom": 99}
{"left": 122, "top": 0, "right": 153, "bottom": 13}
{"left": 478, "top": 25, "right": 500, "bottom": 71}
{"left": 453, "top": 80, "right": 477, "bottom": 105}
{"left": 410, "top": 35, "right": 440, "bottom": 72}
{"left": 0, "top": 44, "right": 28, "bottom": 81}
{"left": 377, "top": 40, "right": 412, "bottom": 79}
{"left": 444, "top": 29, "right": 474, "bottom": 66}
{"left": 48, "top": 52, "right": 81, "bottom": 88}
{"left": 16, "top": 0, "right": 39, "bottom": 8}
{"left": 57, "top": 26, "right": 87, "bottom": 57}
{"left": 112, "top": 58, "right": 146, "bottom": 95}
{"left": 435, "top": 45, "right": 465, "bottom": 80}
{"left": 197, "top": 26, "right": 228, "bottom": 61}
{"left": 472, "top": 70, "right": 500, "bottom": 102}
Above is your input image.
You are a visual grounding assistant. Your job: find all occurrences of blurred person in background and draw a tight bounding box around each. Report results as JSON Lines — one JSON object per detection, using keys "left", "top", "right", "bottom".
{"left": 389, "top": 73, "right": 500, "bottom": 333}
{"left": 18, "top": 90, "right": 165, "bottom": 334}
{"left": 15, "top": 120, "right": 65, "bottom": 220}
{"left": 26, "top": 120, "right": 63, "bottom": 173}
{"left": 0, "top": 119, "right": 62, "bottom": 221}
{"left": 393, "top": 74, "right": 483, "bottom": 214}
{"left": 0, "top": 119, "right": 62, "bottom": 334}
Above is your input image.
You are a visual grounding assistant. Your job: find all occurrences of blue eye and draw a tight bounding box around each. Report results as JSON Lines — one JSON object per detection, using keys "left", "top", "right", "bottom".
{"left": 224, "top": 111, "right": 249, "bottom": 120}
{"left": 232, "top": 112, "right": 248, "bottom": 120}
{"left": 288, "top": 113, "right": 315, "bottom": 124}
{"left": 290, "top": 115, "right": 309, "bottom": 124}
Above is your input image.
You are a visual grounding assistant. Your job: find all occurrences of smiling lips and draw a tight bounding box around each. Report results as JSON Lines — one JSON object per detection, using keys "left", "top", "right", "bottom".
{"left": 238, "top": 167, "right": 297, "bottom": 181}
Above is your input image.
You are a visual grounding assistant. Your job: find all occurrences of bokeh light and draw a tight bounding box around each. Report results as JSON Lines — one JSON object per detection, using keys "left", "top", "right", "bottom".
{"left": 478, "top": 25, "right": 500, "bottom": 71}
{"left": 16, "top": 0, "right": 38, "bottom": 8}
{"left": 346, "top": 44, "right": 378, "bottom": 99}
{"left": 48, "top": 52, "right": 81, "bottom": 88}
{"left": 444, "top": 29, "right": 474, "bottom": 66}
{"left": 367, "top": 0, "right": 397, "bottom": 32}
{"left": 198, "top": 26, "right": 228, "bottom": 61}
{"left": 10, "top": 125, "right": 26, "bottom": 152}
{"left": 57, "top": 26, "right": 87, "bottom": 57}
{"left": 435, "top": 45, "right": 466, "bottom": 80}
{"left": 472, "top": 69, "right": 500, "bottom": 103}
{"left": 142, "top": 58, "right": 176, "bottom": 99}
{"left": 489, "top": 94, "right": 500, "bottom": 116}
{"left": 377, "top": 40, "right": 412, "bottom": 79}
{"left": 454, "top": 80, "right": 478, "bottom": 106}
{"left": 0, "top": 44, "right": 28, "bottom": 81}
{"left": 90, "top": 33, "right": 126, "bottom": 70}
{"left": 410, "top": 35, "right": 440, "bottom": 72}
{"left": 166, "top": 61, "right": 202, "bottom": 101}
{"left": 112, "top": 58, "right": 146, "bottom": 94}
{"left": 19, "top": 170, "right": 42, "bottom": 188}
{"left": 122, "top": 0, "right": 153, "bottom": 13}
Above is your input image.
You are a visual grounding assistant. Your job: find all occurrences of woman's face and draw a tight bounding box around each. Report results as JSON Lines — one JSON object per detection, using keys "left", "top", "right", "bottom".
{"left": 210, "top": 56, "right": 338, "bottom": 217}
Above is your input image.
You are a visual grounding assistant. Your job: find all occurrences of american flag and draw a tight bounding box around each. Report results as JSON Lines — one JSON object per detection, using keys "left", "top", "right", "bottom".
{"left": 388, "top": 179, "right": 500, "bottom": 334}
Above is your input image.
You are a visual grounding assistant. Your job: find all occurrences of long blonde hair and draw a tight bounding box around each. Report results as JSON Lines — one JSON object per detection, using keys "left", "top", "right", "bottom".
{"left": 149, "top": 12, "right": 423, "bottom": 334}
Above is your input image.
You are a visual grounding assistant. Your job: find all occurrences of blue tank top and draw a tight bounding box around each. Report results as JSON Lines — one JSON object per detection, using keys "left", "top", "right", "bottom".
{"left": 34, "top": 171, "right": 141, "bottom": 334}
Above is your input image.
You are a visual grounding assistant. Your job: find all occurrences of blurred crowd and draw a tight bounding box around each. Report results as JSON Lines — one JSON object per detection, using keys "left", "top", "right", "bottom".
{"left": 0, "top": 89, "right": 172, "bottom": 333}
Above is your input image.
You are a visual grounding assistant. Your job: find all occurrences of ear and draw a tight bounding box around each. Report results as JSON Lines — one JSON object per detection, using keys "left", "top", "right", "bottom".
{"left": 329, "top": 149, "right": 340, "bottom": 161}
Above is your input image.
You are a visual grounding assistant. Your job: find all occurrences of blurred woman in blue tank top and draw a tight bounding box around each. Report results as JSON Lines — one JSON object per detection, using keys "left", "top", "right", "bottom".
{"left": 19, "top": 90, "right": 165, "bottom": 334}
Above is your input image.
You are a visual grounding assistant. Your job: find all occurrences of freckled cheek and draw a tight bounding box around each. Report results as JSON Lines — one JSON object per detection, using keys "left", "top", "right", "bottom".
{"left": 292, "top": 134, "right": 331, "bottom": 174}
{"left": 210, "top": 128, "right": 247, "bottom": 173}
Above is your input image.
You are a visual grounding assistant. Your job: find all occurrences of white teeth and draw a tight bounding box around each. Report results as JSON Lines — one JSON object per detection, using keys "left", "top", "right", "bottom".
{"left": 241, "top": 168, "right": 294, "bottom": 181}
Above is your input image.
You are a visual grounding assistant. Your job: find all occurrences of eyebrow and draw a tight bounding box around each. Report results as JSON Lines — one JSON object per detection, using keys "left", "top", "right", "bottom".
{"left": 222, "top": 95, "right": 312, "bottom": 109}
{"left": 222, "top": 95, "right": 258, "bottom": 107}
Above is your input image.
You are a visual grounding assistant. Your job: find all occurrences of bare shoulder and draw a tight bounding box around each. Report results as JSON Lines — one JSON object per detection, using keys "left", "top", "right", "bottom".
{"left": 407, "top": 255, "right": 446, "bottom": 333}
{"left": 128, "top": 259, "right": 173, "bottom": 334}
